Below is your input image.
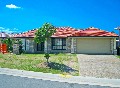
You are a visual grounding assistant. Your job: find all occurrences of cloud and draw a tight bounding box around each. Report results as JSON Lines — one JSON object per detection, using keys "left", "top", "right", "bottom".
{"left": 6, "top": 4, "right": 21, "bottom": 9}
{"left": 0, "top": 27, "right": 4, "bottom": 29}
{"left": 0, "top": 27, "right": 20, "bottom": 33}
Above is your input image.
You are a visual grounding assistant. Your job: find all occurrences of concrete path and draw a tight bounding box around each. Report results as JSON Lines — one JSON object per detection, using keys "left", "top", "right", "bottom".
{"left": 77, "top": 54, "right": 120, "bottom": 79}
{"left": 0, "top": 68, "right": 120, "bottom": 87}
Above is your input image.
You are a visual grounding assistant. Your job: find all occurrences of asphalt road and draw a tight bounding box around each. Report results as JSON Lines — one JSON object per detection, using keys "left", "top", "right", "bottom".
{"left": 0, "top": 74, "right": 114, "bottom": 88}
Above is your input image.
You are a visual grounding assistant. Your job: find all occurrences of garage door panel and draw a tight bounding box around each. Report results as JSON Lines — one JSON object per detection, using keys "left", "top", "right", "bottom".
{"left": 76, "top": 38, "right": 111, "bottom": 54}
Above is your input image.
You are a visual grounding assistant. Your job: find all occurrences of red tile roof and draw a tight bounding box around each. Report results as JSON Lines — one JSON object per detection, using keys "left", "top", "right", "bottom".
{"left": 11, "top": 27, "right": 118, "bottom": 38}
{"left": 75, "top": 27, "right": 118, "bottom": 37}
{"left": 51, "top": 27, "right": 80, "bottom": 37}
{"left": 11, "top": 29, "right": 37, "bottom": 38}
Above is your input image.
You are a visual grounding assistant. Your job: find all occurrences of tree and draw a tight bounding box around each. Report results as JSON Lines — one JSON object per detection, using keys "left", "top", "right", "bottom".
{"left": 34, "top": 23, "right": 56, "bottom": 44}
{"left": 1, "top": 38, "right": 13, "bottom": 52}
{"left": 34, "top": 23, "right": 56, "bottom": 63}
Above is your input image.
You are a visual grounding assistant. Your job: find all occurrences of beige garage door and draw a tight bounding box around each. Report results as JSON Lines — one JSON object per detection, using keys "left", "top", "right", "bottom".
{"left": 76, "top": 38, "right": 111, "bottom": 54}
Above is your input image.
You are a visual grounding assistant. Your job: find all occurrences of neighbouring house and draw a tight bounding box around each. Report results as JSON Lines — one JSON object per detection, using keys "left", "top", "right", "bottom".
{"left": 11, "top": 27, "right": 118, "bottom": 54}
{"left": 0, "top": 32, "right": 9, "bottom": 38}
{"left": 0, "top": 32, "right": 9, "bottom": 43}
{"left": 0, "top": 32, "right": 9, "bottom": 53}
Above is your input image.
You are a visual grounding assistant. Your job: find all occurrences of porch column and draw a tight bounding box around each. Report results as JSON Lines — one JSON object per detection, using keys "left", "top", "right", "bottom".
{"left": 111, "top": 38, "right": 114, "bottom": 54}
{"left": 44, "top": 40, "right": 47, "bottom": 53}
{"left": 71, "top": 38, "right": 74, "bottom": 53}
{"left": 113, "top": 38, "right": 117, "bottom": 55}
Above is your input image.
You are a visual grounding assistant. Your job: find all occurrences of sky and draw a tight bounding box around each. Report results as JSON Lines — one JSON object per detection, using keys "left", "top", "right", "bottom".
{"left": 0, "top": 0, "right": 120, "bottom": 34}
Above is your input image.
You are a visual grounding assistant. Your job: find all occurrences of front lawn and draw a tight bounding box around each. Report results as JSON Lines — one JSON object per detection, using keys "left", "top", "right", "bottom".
{"left": 117, "top": 55, "right": 120, "bottom": 59}
{"left": 0, "top": 53, "right": 79, "bottom": 76}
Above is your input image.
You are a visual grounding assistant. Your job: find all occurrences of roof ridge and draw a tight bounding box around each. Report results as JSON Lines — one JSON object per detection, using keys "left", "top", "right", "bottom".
{"left": 10, "top": 27, "right": 118, "bottom": 38}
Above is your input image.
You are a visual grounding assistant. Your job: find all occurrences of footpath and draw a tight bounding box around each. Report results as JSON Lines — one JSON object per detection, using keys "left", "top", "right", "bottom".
{"left": 0, "top": 68, "right": 120, "bottom": 87}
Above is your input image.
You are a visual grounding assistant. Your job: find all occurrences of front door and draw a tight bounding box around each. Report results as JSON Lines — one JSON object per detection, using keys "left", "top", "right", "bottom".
{"left": 36, "top": 42, "right": 44, "bottom": 51}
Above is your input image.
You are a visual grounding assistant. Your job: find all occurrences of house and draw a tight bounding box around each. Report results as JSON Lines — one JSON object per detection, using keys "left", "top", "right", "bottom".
{"left": 0, "top": 32, "right": 9, "bottom": 53}
{"left": 11, "top": 27, "right": 118, "bottom": 54}
{"left": 0, "top": 32, "right": 9, "bottom": 38}
{"left": 0, "top": 32, "right": 10, "bottom": 43}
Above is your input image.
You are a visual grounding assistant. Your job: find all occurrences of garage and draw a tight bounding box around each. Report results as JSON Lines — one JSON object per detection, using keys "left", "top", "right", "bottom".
{"left": 76, "top": 38, "right": 111, "bottom": 54}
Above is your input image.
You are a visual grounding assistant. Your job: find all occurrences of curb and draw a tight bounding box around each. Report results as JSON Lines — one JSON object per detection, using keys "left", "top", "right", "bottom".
{"left": 0, "top": 68, "right": 120, "bottom": 87}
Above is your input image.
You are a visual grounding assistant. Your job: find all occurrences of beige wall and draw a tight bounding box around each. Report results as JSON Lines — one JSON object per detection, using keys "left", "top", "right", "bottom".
{"left": 25, "top": 39, "right": 35, "bottom": 53}
{"left": 18, "top": 37, "right": 116, "bottom": 54}
{"left": 76, "top": 38, "right": 111, "bottom": 54}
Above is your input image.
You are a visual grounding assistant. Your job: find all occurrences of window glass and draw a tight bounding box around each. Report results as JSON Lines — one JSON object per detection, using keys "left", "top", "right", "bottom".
{"left": 52, "top": 38, "right": 66, "bottom": 50}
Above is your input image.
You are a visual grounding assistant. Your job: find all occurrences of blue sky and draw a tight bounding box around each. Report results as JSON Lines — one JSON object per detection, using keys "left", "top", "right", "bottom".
{"left": 0, "top": 0, "right": 120, "bottom": 34}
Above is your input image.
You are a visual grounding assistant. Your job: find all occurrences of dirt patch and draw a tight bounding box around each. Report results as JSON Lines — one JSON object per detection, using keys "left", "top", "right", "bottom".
{"left": 64, "top": 60, "right": 78, "bottom": 70}
{"left": 36, "top": 62, "right": 49, "bottom": 68}
{"left": 0, "top": 59, "right": 4, "bottom": 63}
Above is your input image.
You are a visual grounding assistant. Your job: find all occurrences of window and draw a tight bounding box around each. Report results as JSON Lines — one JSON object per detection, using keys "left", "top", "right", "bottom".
{"left": 52, "top": 38, "right": 66, "bottom": 50}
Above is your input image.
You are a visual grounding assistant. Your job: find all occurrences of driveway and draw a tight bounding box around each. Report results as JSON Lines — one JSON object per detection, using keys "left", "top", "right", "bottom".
{"left": 77, "top": 54, "right": 120, "bottom": 79}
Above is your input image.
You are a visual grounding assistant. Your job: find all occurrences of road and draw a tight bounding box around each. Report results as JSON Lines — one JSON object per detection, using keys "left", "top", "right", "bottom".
{"left": 0, "top": 74, "right": 113, "bottom": 88}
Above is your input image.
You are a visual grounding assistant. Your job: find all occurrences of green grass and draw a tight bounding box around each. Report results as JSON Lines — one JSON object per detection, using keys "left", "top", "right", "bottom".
{"left": 117, "top": 55, "right": 120, "bottom": 59}
{"left": 0, "top": 53, "right": 79, "bottom": 76}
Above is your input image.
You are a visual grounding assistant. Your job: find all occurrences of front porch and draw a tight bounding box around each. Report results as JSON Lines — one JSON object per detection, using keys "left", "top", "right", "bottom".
{"left": 21, "top": 38, "right": 73, "bottom": 54}
{"left": 21, "top": 38, "right": 44, "bottom": 53}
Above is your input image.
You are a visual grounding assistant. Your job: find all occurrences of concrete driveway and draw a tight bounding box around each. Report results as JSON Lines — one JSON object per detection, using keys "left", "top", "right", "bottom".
{"left": 77, "top": 54, "right": 120, "bottom": 79}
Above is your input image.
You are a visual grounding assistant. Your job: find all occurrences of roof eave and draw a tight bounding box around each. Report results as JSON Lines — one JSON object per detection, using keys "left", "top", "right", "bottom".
{"left": 68, "top": 36, "right": 119, "bottom": 38}
{"left": 11, "top": 37, "right": 34, "bottom": 38}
